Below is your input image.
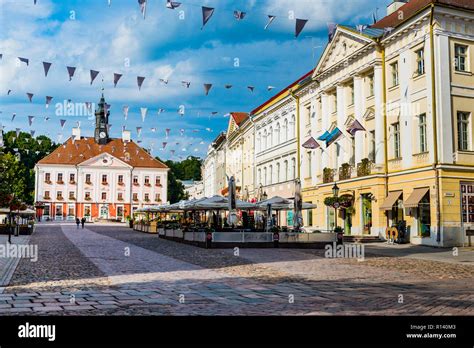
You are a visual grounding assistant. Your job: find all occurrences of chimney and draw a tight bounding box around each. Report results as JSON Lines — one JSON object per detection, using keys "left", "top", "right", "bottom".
{"left": 72, "top": 127, "right": 81, "bottom": 141}
{"left": 122, "top": 130, "right": 131, "bottom": 143}
{"left": 387, "top": 0, "right": 408, "bottom": 16}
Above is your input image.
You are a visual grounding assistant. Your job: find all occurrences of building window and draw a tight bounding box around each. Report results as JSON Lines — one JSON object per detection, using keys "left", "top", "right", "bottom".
{"left": 369, "top": 130, "right": 375, "bottom": 162}
{"left": 258, "top": 169, "right": 262, "bottom": 185}
{"left": 144, "top": 193, "right": 149, "bottom": 202}
{"left": 305, "top": 105, "right": 312, "bottom": 125}
{"left": 284, "top": 119, "right": 289, "bottom": 142}
{"left": 117, "top": 192, "right": 123, "bottom": 201}
{"left": 44, "top": 191, "right": 50, "bottom": 199}
{"left": 85, "top": 174, "right": 91, "bottom": 184}
{"left": 418, "top": 113, "right": 427, "bottom": 153}
{"left": 44, "top": 205, "right": 50, "bottom": 216}
{"left": 361, "top": 194, "right": 373, "bottom": 234}
{"left": 291, "top": 158, "right": 296, "bottom": 180}
{"left": 101, "top": 174, "right": 107, "bottom": 184}
{"left": 101, "top": 192, "right": 107, "bottom": 200}
{"left": 349, "top": 84, "right": 354, "bottom": 105}
{"left": 68, "top": 205, "right": 74, "bottom": 217}
{"left": 391, "top": 61, "right": 399, "bottom": 86}
{"left": 57, "top": 191, "right": 63, "bottom": 200}
{"left": 133, "top": 176, "right": 139, "bottom": 185}
{"left": 118, "top": 175, "right": 124, "bottom": 184}
{"left": 350, "top": 137, "right": 356, "bottom": 166}
{"left": 333, "top": 94, "right": 337, "bottom": 113}
{"left": 418, "top": 191, "right": 431, "bottom": 237}
{"left": 45, "top": 173, "right": 51, "bottom": 183}
{"left": 144, "top": 176, "right": 150, "bottom": 185}
{"left": 455, "top": 44, "right": 468, "bottom": 72}
{"left": 85, "top": 192, "right": 91, "bottom": 200}
{"left": 155, "top": 176, "right": 162, "bottom": 186}
{"left": 393, "top": 122, "right": 401, "bottom": 158}
{"left": 133, "top": 193, "right": 138, "bottom": 201}
{"left": 276, "top": 163, "right": 280, "bottom": 183}
{"left": 57, "top": 173, "right": 63, "bottom": 183}
{"left": 306, "top": 203, "right": 313, "bottom": 226}
{"left": 117, "top": 206, "right": 124, "bottom": 217}
{"left": 263, "top": 167, "right": 267, "bottom": 186}
{"left": 275, "top": 123, "right": 281, "bottom": 144}
{"left": 457, "top": 111, "right": 470, "bottom": 151}
{"left": 69, "top": 173, "right": 75, "bottom": 183}
{"left": 284, "top": 160, "right": 288, "bottom": 181}
{"left": 307, "top": 152, "right": 312, "bottom": 177}
{"left": 69, "top": 191, "right": 75, "bottom": 200}
{"left": 327, "top": 206, "right": 335, "bottom": 230}
{"left": 269, "top": 165, "right": 273, "bottom": 185}
{"left": 415, "top": 49, "right": 425, "bottom": 76}
{"left": 368, "top": 74, "right": 374, "bottom": 97}
{"left": 155, "top": 193, "right": 161, "bottom": 202}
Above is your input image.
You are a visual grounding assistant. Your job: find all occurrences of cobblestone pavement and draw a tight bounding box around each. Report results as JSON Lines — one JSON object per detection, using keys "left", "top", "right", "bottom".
{"left": 0, "top": 234, "right": 31, "bottom": 292}
{"left": 1, "top": 224, "right": 473, "bottom": 315}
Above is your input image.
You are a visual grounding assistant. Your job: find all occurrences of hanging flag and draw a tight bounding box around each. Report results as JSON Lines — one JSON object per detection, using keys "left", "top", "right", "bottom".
{"left": 60, "top": 119, "right": 66, "bottom": 129}
{"left": 43, "top": 62, "right": 52, "bottom": 77}
{"left": 7, "top": 90, "right": 11, "bottom": 95}
{"left": 170, "top": 150, "right": 175, "bottom": 155}
{"left": 138, "top": 0, "right": 147, "bottom": 19}
{"left": 267, "top": 86, "right": 275, "bottom": 91}
{"left": 30, "top": 130, "right": 36, "bottom": 137}
{"left": 159, "top": 78, "right": 169, "bottom": 85}
{"left": 165, "top": 128, "right": 171, "bottom": 138}
{"left": 264, "top": 15, "right": 276, "bottom": 30}
{"left": 234, "top": 10, "right": 246, "bottom": 20}
{"left": 157, "top": 108, "right": 165, "bottom": 114}
{"left": 302, "top": 137, "right": 320, "bottom": 149}
{"left": 181, "top": 81, "right": 191, "bottom": 88}
{"left": 28, "top": 116, "right": 35, "bottom": 126}
{"left": 123, "top": 106, "right": 129, "bottom": 120}
{"left": 26, "top": 93, "right": 34, "bottom": 102}
{"left": 318, "top": 131, "right": 331, "bottom": 141}
{"left": 295, "top": 18, "right": 308, "bottom": 38}
{"left": 162, "top": 142, "right": 167, "bottom": 149}
{"left": 347, "top": 119, "right": 366, "bottom": 136}
{"left": 85, "top": 102, "right": 92, "bottom": 110}
{"left": 140, "top": 107, "right": 147, "bottom": 122}
{"left": 136, "top": 126, "right": 142, "bottom": 137}
{"left": 204, "top": 83, "right": 212, "bottom": 96}
{"left": 44, "top": 116, "right": 50, "bottom": 122}
{"left": 224, "top": 84, "right": 233, "bottom": 89}
{"left": 247, "top": 86, "right": 255, "bottom": 92}
{"left": 67, "top": 66, "right": 76, "bottom": 81}
{"left": 151, "top": 127, "right": 156, "bottom": 132}
{"left": 11, "top": 113, "right": 16, "bottom": 121}
{"left": 45, "top": 96, "right": 53, "bottom": 108}
{"left": 326, "top": 127, "right": 343, "bottom": 147}
{"left": 201, "top": 6, "right": 215, "bottom": 29}
{"left": 137, "top": 76, "right": 145, "bottom": 90}
{"left": 166, "top": 0, "right": 181, "bottom": 9}
{"left": 113, "top": 73, "right": 122, "bottom": 87}
{"left": 18, "top": 57, "right": 29, "bottom": 66}
{"left": 90, "top": 70, "right": 100, "bottom": 85}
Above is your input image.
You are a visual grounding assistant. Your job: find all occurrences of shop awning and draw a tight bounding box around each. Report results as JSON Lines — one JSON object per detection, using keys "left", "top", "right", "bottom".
{"left": 380, "top": 191, "right": 403, "bottom": 210}
{"left": 404, "top": 187, "right": 430, "bottom": 208}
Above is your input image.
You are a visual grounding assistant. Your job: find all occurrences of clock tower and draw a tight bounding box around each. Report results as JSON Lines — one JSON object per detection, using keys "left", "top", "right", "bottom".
{"left": 94, "top": 91, "right": 110, "bottom": 145}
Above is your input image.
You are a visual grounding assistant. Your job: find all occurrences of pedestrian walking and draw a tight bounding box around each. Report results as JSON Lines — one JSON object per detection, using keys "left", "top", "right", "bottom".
{"left": 75, "top": 217, "right": 80, "bottom": 228}
{"left": 81, "top": 217, "right": 86, "bottom": 229}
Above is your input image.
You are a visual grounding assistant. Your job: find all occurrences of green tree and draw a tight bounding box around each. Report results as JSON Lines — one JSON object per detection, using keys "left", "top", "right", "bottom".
{"left": 0, "top": 153, "right": 29, "bottom": 206}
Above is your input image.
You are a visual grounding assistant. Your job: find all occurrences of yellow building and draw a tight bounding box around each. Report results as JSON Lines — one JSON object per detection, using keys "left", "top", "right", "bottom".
{"left": 297, "top": 0, "right": 474, "bottom": 246}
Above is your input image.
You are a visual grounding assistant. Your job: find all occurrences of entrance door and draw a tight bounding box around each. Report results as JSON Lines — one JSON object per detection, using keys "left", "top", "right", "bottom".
{"left": 461, "top": 183, "right": 474, "bottom": 243}
{"left": 100, "top": 205, "right": 109, "bottom": 219}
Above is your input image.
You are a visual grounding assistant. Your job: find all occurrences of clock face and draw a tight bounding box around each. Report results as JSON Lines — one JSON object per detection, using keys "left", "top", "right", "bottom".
{"left": 99, "top": 132, "right": 106, "bottom": 139}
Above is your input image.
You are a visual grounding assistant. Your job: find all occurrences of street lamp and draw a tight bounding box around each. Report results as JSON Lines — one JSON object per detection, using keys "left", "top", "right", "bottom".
{"left": 262, "top": 191, "right": 268, "bottom": 201}
{"left": 332, "top": 182, "right": 340, "bottom": 198}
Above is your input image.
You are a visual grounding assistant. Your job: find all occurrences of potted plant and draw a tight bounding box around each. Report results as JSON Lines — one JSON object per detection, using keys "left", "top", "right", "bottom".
{"left": 126, "top": 215, "right": 133, "bottom": 228}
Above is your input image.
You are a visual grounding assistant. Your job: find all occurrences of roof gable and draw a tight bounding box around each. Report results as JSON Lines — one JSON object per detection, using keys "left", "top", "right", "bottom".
{"left": 314, "top": 28, "right": 373, "bottom": 77}
{"left": 77, "top": 152, "right": 132, "bottom": 169}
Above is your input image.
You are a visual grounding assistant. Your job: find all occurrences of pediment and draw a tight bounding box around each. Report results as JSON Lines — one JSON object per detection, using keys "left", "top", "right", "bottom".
{"left": 363, "top": 107, "right": 375, "bottom": 121}
{"left": 344, "top": 114, "right": 355, "bottom": 127}
{"left": 78, "top": 152, "right": 132, "bottom": 169}
{"left": 314, "top": 27, "right": 372, "bottom": 76}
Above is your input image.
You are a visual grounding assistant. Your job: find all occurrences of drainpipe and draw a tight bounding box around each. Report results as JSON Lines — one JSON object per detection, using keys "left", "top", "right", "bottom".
{"left": 249, "top": 116, "right": 257, "bottom": 199}
{"left": 378, "top": 42, "right": 389, "bottom": 228}
{"left": 430, "top": 4, "right": 441, "bottom": 243}
{"left": 289, "top": 90, "right": 301, "bottom": 180}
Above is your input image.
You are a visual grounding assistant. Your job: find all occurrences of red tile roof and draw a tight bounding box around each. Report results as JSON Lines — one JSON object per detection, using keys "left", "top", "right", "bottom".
{"left": 37, "top": 137, "right": 168, "bottom": 169}
{"left": 372, "top": 0, "right": 474, "bottom": 29}
{"left": 230, "top": 112, "right": 249, "bottom": 126}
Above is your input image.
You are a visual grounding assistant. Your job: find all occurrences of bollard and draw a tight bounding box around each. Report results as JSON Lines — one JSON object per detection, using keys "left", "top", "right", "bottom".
{"left": 273, "top": 232, "right": 280, "bottom": 248}
{"left": 206, "top": 232, "right": 213, "bottom": 249}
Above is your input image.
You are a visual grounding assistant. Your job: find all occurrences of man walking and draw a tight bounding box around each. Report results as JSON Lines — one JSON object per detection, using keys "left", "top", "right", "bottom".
{"left": 81, "top": 217, "right": 86, "bottom": 229}
{"left": 75, "top": 217, "right": 80, "bottom": 229}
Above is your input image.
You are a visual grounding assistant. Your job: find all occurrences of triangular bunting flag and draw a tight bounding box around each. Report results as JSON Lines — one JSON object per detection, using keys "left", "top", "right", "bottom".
{"left": 90, "top": 70, "right": 100, "bottom": 85}
{"left": 201, "top": 6, "right": 215, "bottom": 29}
{"left": 43, "top": 62, "right": 52, "bottom": 77}
{"left": 204, "top": 83, "right": 213, "bottom": 96}
{"left": 295, "top": 18, "right": 308, "bottom": 38}
{"left": 67, "top": 66, "right": 76, "bottom": 81}
{"left": 264, "top": 15, "right": 276, "bottom": 30}
{"left": 113, "top": 73, "right": 122, "bottom": 87}
{"left": 137, "top": 76, "right": 145, "bottom": 90}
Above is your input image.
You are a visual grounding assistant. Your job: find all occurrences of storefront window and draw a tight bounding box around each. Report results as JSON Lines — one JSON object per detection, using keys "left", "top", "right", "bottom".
{"left": 391, "top": 197, "right": 404, "bottom": 225}
{"left": 418, "top": 193, "right": 431, "bottom": 237}
{"left": 461, "top": 183, "right": 474, "bottom": 224}
{"left": 306, "top": 203, "right": 313, "bottom": 226}
{"left": 327, "top": 207, "right": 335, "bottom": 231}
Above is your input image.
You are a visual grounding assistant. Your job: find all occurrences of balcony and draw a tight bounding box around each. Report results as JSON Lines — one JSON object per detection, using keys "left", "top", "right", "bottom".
{"left": 101, "top": 181, "right": 108, "bottom": 186}
{"left": 144, "top": 182, "right": 151, "bottom": 187}
{"left": 118, "top": 182, "right": 125, "bottom": 186}
{"left": 56, "top": 196, "right": 64, "bottom": 201}
{"left": 323, "top": 168, "right": 335, "bottom": 184}
{"left": 133, "top": 197, "right": 139, "bottom": 202}
{"left": 69, "top": 181, "right": 76, "bottom": 185}
{"left": 357, "top": 158, "right": 373, "bottom": 177}
{"left": 338, "top": 163, "right": 353, "bottom": 181}
{"left": 133, "top": 182, "right": 140, "bottom": 187}
{"left": 56, "top": 181, "right": 64, "bottom": 185}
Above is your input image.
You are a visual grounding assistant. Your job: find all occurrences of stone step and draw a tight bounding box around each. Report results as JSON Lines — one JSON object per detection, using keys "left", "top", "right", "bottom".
{"left": 343, "top": 235, "right": 382, "bottom": 243}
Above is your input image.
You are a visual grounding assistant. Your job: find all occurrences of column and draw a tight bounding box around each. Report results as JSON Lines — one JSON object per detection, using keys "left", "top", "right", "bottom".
{"left": 336, "top": 84, "right": 346, "bottom": 165}
{"left": 321, "top": 93, "right": 329, "bottom": 170}
{"left": 354, "top": 75, "right": 365, "bottom": 164}
{"left": 374, "top": 65, "right": 385, "bottom": 166}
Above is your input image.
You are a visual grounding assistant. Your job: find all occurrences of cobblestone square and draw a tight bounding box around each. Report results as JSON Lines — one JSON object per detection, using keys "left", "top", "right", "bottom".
{"left": 0, "top": 223, "right": 473, "bottom": 316}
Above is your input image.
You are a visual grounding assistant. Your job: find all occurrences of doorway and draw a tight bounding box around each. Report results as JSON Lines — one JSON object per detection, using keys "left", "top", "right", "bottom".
{"left": 100, "top": 205, "right": 109, "bottom": 219}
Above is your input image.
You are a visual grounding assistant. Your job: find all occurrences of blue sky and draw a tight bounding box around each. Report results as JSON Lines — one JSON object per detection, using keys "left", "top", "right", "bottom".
{"left": 0, "top": 0, "right": 390, "bottom": 160}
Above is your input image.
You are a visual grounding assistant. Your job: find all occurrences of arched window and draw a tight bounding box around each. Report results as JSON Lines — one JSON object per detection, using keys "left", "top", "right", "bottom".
{"left": 276, "top": 162, "right": 280, "bottom": 183}
{"left": 257, "top": 132, "right": 261, "bottom": 153}
{"left": 290, "top": 115, "right": 296, "bottom": 139}
{"left": 258, "top": 168, "right": 261, "bottom": 185}
{"left": 269, "top": 165, "right": 273, "bottom": 185}
{"left": 263, "top": 167, "right": 267, "bottom": 186}
{"left": 283, "top": 160, "right": 288, "bottom": 181}
{"left": 263, "top": 129, "right": 267, "bottom": 151}
{"left": 275, "top": 122, "right": 280, "bottom": 144}
{"left": 269, "top": 127, "right": 273, "bottom": 148}
{"left": 283, "top": 119, "right": 288, "bottom": 142}
{"left": 291, "top": 158, "right": 296, "bottom": 180}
